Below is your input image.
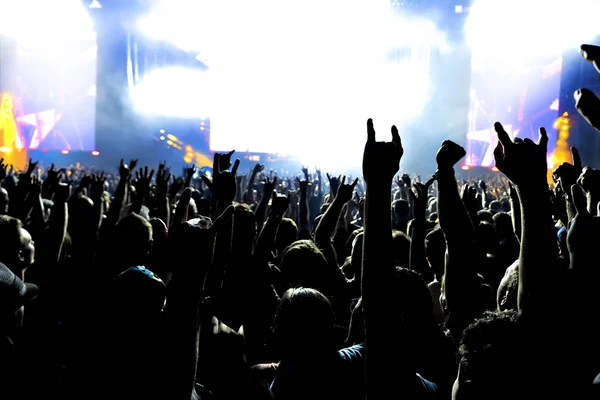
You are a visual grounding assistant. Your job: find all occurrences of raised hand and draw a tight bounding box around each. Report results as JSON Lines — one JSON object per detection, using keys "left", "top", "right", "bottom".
{"left": 46, "top": 163, "right": 64, "bottom": 187}
{"left": 461, "top": 184, "right": 481, "bottom": 215}
{"left": 493, "top": 122, "right": 548, "bottom": 186}
{"left": 567, "top": 184, "right": 600, "bottom": 269}
{"left": 409, "top": 179, "right": 434, "bottom": 221}
{"left": 183, "top": 165, "right": 196, "bottom": 181}
{"left": 26, "top": 158, "right": 38, "bottom": 176}
{"left": 435, "top": 140, "right": 466, "bottom": 171}
{"left": 326, "top": 173, "right": 341, "bottom": 197}
{"left": 271, "top": 192, "right": 290, "bottom": 217}
{"left": 201, "top": 152, "right": 240, "bottom": 204}
{"left": 479, "top": 179, "right": 487, "bottom": 192}
{"left": 134, "top": 166, "right": 155, "bottom": 200}
{"left": 395, "top": 175, "right": 404, "bottom": 188}
{"left": 363, "top": 119, "right": 403, "bottom": 185}
{"left": 119, "top": 159, "right": 133, "bottom": 180}
{"left": 91, "top": 172, "right": 107, "bottom": 199}
{"left": 301, "top": 166, "right": 309, "bottom": 181}
{"left": 30, "top": 174, "right": 42, "bottom": 197}
{"left": 0, "top": 158, "right": 7, "bottom": 180}
{"left": 576, "top": 166, "right": 600, "bottom": 194}
{"left": 264, "top": 176, "right": 277, "bottom": 196}
{"left": 575, "top": 45, "right": 600, "bottom": 131}
{"left": 553, "top": 147, "right": 582, "bottom": 194}
{"left": 129, "top": 159, "right": 139, "bottom": 172}
{"left": 217, "top": 150, "right": 235, "bottom": 172}
{"left": 401, "top": 173, "right": 411, "bottom": 187}
{"left": 336, "top": 176, "right": 359, "bottom": 203}
{"left": 156, "top": 162, "right": 171, "bottom": 195}
{"left": 252, "top": 163, "right": 265, "bottom": 176}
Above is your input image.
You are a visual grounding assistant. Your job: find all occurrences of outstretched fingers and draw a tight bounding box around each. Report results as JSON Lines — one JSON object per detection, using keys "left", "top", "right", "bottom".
{"left": 538, "top": 127, "right": 548, "bottom": 150}
{"left": 571, "top": 147, "right": 582, "bottom": 169}
{"left": 367, "top": 118, "right": 376, "bottom": 143}
{"left": 232, "top": 158, "right": 240, "bottom": 175}
{"left": 391, "top": 125, "right": 401, "bottom": 148}
{"left": 494, "top": 122, "right": 512, "bottom": 147}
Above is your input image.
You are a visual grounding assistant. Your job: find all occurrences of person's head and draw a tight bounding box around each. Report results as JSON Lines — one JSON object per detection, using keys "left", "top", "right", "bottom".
{"left": 68, "top": 195, "right": 94, "bottom": 237}
{"left": 0, "top": 216, "right": 35, "bottom": 278}
{"left": 425, "top": 225, "right": 446, "bottom": 281}
{"left": 0, "top": 187, "right": 9, "bottom": 215}
{"left": 477, "top": 209, "right": 494, "bottom": 224}
{"left": 273, "top": 287, "right": 335, "bottom": 359}
{"left": 392, "top": 230, "right": 411, "bottom": 268}
{"left": 492, "top": 212, "right": 514, "bottom": 240}
{"left": 113, "top": 214, "right": 153, "bottom": 274}
{"left": 233, "top": 203, "right": 256, "bottom": 253}
{"left": 453, "top": 310, "right": 527, "bottom": 400}
{"left": 392, "top": 199, "right": 410, "bottom": 229}
{"left": 275, "top": 218, "right": 298, "bottom": 256}
{"left": 279, "top": 240, "right": 330, "bottom": 295}
{"left": 476, "top": 221, "right": 497, "bottom": 255}
{"left": 489, "top": 200, "right": 503, "bottom": 215}
{"left": 496, "top": 261, "right": 518, "bottom": 311}
{"left": 393, "top": 267, "right": 433, "bottom": 323}
{"left": 0, "top": 262, "right": 38, "bottom": 333}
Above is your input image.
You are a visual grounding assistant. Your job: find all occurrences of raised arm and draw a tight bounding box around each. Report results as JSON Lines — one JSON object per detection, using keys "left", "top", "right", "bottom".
{"left": 314, "top": 176, "right": 358, "bottom": 267}
{"left": 435, "top": 141, "right": 479, "bottom": 340}
{"left": 361, "top": 119, "right": 417, "bottom": 399}
{"left": 493, "top": 123, "right": 556, "bottom": 312}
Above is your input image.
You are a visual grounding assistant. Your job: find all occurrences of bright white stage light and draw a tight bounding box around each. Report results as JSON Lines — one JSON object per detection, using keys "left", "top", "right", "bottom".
{"left": 136, "top": 0, "right": 448, "bottom": 171}
{"left": 0, "top": 0, "right": 94, "bottom": 42}
{"left": 466, "top": 0, "right": 600, "bottom": 70}
{"left": 131, "top": 67, "right": 212, "bottom": 119}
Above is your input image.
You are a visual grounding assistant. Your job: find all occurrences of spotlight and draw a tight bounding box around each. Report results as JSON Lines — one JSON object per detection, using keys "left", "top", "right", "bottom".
{"left": 61, "top": 149, "right": 70, "bottom": 155}
{"left": 89, "top": 0, "right": 102, "bottom": 9}
{"left": 92, "top": 150, "right": 100, "bottom": 156}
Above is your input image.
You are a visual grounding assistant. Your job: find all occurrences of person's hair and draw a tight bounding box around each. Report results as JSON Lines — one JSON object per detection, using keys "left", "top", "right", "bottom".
{"left": 492, "top": 212, "right": 514, "bottom": 238}
{"left": 272, "top": 287, "right": 335, "bottom": 357}
{"left": 489, "top": 200, "right": 502, "bottom": 214}
{"left": 391, "top": 230, "right": 411, "bottom": 268}
{"left": 476, "top": 221, "right": 497, "bottom": 254}
{"left": 393, "top": 267, "right": 433, "bottom": 320}
{"left": 392, "top": 199, "right": 410, "bottom": 219}
{"left": 477, "top": 209, "right": 494, "bottom": 224}
{"left": 113, "top": 213, "right": 153, "bottom": 272}
{"left": 233, "top": 203, "right": 257, "bottom": 251}
{"left": 279, "top": 240, "right": 330, "bottom": 295}
{"left": 0, "top": 216, "right": 23, "bottom": 260}
{"left": 457, "top": 310, "right": 527, "bottom": 400}
{"left": 275, "top": 218, "right": 298, "bottom": 255}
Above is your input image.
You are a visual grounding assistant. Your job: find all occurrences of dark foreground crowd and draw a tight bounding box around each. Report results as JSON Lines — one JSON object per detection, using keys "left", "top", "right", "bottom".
{"left": 2, "top": 45, "right": 600, "bottom": 400}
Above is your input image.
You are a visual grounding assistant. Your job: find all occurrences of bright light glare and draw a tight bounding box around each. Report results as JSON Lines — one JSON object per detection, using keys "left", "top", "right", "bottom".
{"left": 131, "top": 67, "right": 212, "bottom": 118}
{"left": 0, "top": 0, "right": 94, "bottom": 42}
{"left": 466, "top": 0, "right": 600, "bottom": 70}
{"left": 136, "top": 0, "right": 448, "bottom": 171}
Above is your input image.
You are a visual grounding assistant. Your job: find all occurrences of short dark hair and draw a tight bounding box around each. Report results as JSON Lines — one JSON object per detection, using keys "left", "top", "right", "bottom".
{"left": 273, "top": 287, "right": 335, "bottom": 355}
{"left": 458, "top": 310, "right": 526, "bottom": 400}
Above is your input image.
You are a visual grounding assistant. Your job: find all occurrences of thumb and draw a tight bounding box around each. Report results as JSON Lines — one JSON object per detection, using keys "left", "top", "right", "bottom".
{"left": 571, "top": 184, "right": 590, "bottom": 217}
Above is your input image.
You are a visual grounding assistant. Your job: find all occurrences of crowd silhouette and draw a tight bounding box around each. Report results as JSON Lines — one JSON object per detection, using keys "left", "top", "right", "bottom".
{"left": 2, "top": 44, "right": 600, "bottom": 400}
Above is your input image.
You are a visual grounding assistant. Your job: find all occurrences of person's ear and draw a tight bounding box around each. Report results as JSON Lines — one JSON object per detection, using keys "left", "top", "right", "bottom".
{"left": 17, "top": 249, "right": 25, "bottom": 263}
